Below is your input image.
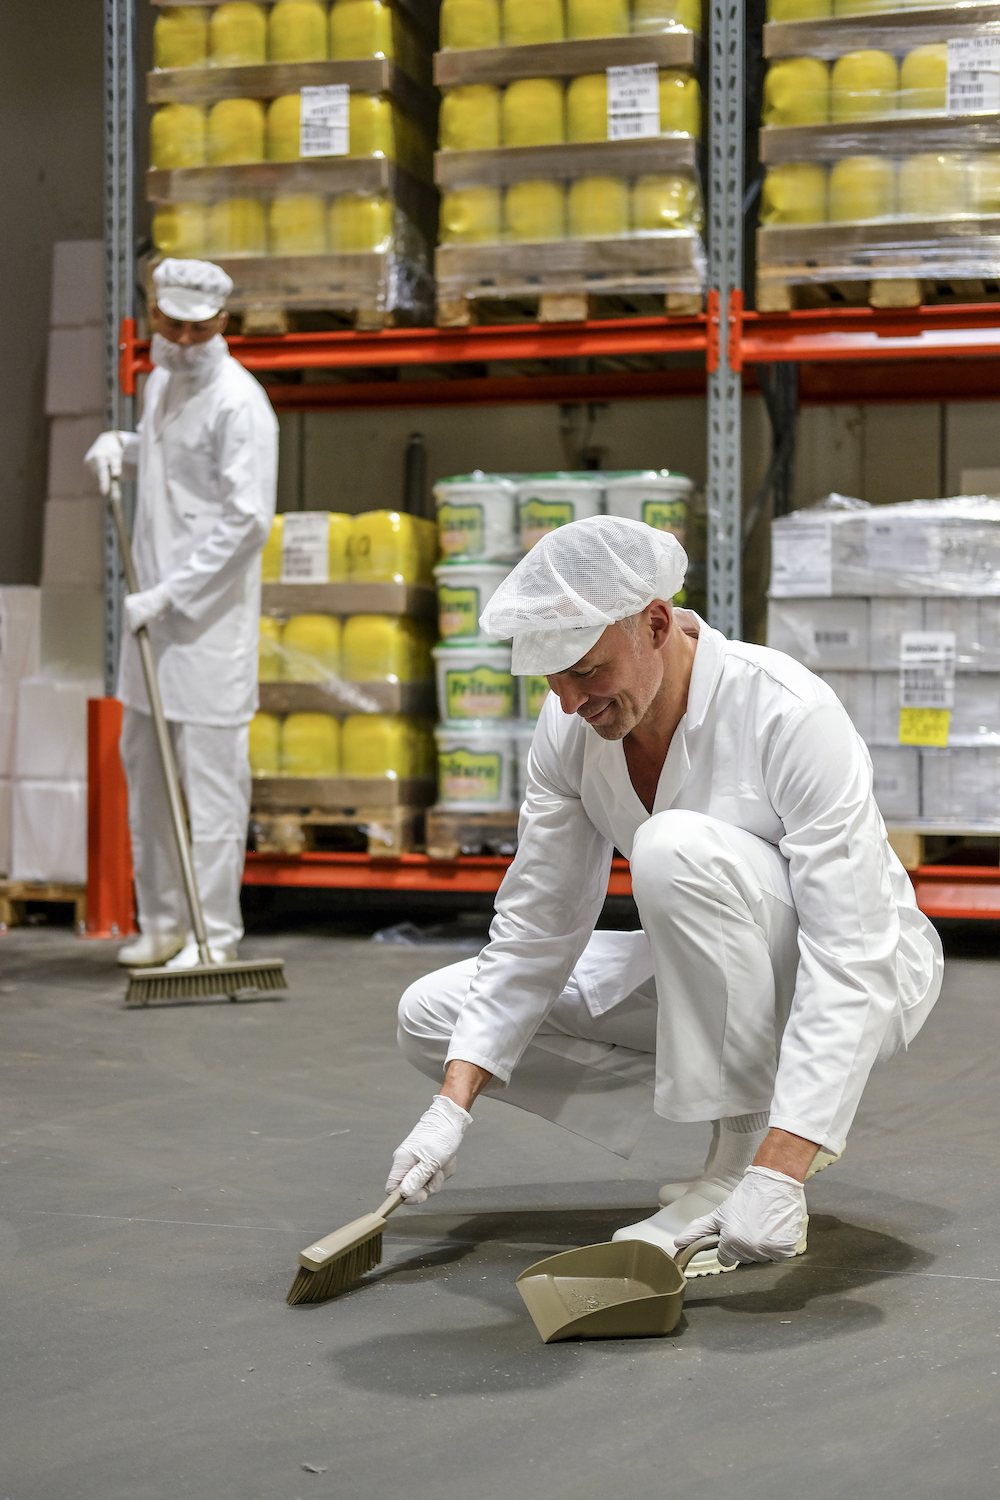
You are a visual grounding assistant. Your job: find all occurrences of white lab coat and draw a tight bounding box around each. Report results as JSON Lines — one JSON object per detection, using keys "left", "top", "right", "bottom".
{"left": 445, "top": 612, "right": 943, "bottom": 1151}
{"left": 118, "top": 335, "right": 278, "bottom": 726}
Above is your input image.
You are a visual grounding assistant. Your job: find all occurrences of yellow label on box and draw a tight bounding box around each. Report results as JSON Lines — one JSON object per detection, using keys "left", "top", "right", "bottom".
{"left": 899, "top": 708, "right": 950, "bottom": 747}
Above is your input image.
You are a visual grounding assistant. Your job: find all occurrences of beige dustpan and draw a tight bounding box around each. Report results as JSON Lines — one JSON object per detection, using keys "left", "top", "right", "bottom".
{"left": 516, "top": 1235, "right": 720, "bottom": 1343}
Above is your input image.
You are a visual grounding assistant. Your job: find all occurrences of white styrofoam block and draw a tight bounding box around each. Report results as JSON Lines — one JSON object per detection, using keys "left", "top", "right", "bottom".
{"left": 0, "top": 587, "right": 42, "bottom": 777}
{"left": 924, "top": 597, "right": 983, "bottom": 673}
{"left": 869, "top": 745, "right": 919, "bottom": 821}
{"left": 821, "top": 671, "right": 875, "bottom": 744}
{"left": 50, "top": 240, "right": 104, "bottom": 329}
{"left": 0, "top": 778, "right": 11, "bottom": 878}
{"left": 41, "top": 498, "right": 104, "bottom": 587}
{"left": 11, "top": 778, "right": 87, "bottom": 884}
{"left": 951, "top": 675, "right": 1000, "bottom": 741}
{"left": 41, "top": 588, "right": 105, "bottom": 679}
{"left": 45, "top": 326, "right": 105, "bottom": 416}
{"left": 869, "top": 598, "right": 924, "bottom": 670}
{"left": 47, "top": 415, "right": 105, "bottom": 498}
{"left": 921, "top": 748, "right": 1000, "bottom": 822}
{"left": 767, "top": 597, "right": 869, "bottom": 670}
{"left": 14, "top": 675, "right": 102, "bottom": 781}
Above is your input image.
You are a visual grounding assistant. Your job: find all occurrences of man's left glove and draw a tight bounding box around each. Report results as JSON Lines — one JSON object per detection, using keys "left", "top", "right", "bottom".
{"left": 385, "top": 1094, "right": 473, "bottom": 1204}
{"left": 674, "top": 1165, "right": 806, "bottom": 1267}
{"left": 124, "top": 584, "right": 173, "bottom": 635}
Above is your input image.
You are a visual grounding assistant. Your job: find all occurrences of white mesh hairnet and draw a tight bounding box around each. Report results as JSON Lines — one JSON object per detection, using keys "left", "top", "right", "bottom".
{"left": 480, "top": 515, "right": 688, "bottom": 675}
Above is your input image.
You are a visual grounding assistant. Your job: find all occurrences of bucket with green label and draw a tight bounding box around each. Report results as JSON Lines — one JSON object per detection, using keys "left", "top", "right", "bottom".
{"left": 433, "top": 474, "right": 520, "bottom": 562}
{"left": 434, "top": 560, "right": 512, "bottom": 643}
{"left": 516, "top": 475, "right": 605, "bottom": 552}
{"left": 604, "top": 471, "right": 693, "bottom": 548}
{"left": 433, "top": 643, "right": 516, "bottom": 722}
{"left": 521, "top": 674, "right": 551, "bottom": 722}
{"left": 435, "top": 723, "right": 518, "bottom": 810}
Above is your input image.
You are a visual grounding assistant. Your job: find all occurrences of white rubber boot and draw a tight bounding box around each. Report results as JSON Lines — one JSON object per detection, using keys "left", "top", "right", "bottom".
{"left": 166, "top": 940, "right": 238, "bottom": 970}
{"left": 613, "top": 1181, "right": 736, "bottom": 1275}
{"left": 117, "top": 931, "right": 186, "bottom": 968}
{"left": 658, "top": 1120, "right": 721, "bottom": 1207}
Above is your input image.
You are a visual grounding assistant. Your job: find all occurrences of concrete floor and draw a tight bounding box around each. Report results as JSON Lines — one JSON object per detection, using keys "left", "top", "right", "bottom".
{"left": 2, "top": 924, "right": 1000, "bottom": 1499}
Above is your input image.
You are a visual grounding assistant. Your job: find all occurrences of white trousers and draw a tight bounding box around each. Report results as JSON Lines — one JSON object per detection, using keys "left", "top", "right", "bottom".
{"left": 120, "top": 707, "right": 250, "bottom": 949}
{"left": 398, "top": 811, "right": 803, "bottom": 1158}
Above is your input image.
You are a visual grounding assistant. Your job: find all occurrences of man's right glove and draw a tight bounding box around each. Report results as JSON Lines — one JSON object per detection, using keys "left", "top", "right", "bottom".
{"left": 84, "top": 431, "right": 125, "bottom": 495}
{"left": 385, "top": 1094, "right": 472, "bottom": 1204}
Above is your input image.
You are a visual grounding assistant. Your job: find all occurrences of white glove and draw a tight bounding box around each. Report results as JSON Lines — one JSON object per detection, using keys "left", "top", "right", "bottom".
{"left": 124, "top": 584, "right": 173, "bottom": 634}
{"left": 674, "top": 1165, "right": 806, "bottom": 1268}
{"left": 84, "top": 431, "right": 126, "bottom": 495}
{"left": 385, "top": 1094, "right": 473, "bottom": 1204}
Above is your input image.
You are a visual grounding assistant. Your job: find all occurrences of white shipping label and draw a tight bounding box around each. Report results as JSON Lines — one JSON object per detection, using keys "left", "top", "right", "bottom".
{"left": 866, "top": 517, "right": 936, "bottom": 575}
{"left": 813, "top": 627, "right": 859, "bottom": 650}
{"left": 299, "top": 84, "right": 349, "bottom": 158}
{"left": 770, "top": 520, "right": 833, "bottom": 597}
{"left": 606, "top": 63, "right": 660, "bottom": 141}
{"left": 900, "top": 631, "right": 956, "bottom": 709}
{"left": 281, "top": 512, "right": 330, "bottom": 583}
{"left": 947, "top": 37, "right": 1000, "bottom": 114}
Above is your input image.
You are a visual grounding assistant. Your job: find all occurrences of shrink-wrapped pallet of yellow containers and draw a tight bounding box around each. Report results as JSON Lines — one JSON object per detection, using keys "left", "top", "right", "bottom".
{"left": 756, "top": 0, "right": 1000, "bottom": 308}
{"left": 431, "top": 0, "right": 706, "bottom": 324}
{"left": 148, "top": 0, "right": 439, "bottom": 328}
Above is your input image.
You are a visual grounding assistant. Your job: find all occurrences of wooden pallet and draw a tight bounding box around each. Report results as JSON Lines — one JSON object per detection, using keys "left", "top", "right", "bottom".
{"left": 887, "top": 823, "right": 1000, "bottom": 872}
{"left": 757, "top": 275, "right": 1000, "bottom": 314}
{"left": 434, "top": 32, "right": 697, "bottom": 87}
{"left": 260, "top": 581, "right": 436, "bottom": 620}
{"left": 426, "top": 806, "right": 520, "bottom": 860}
{"left": 0, "top": 880, "right": 87, "bottom": 933}
{"left": 251, "top": 805, "right": 425, "bottom": 858}
{"left": 258, "top": 681, "right": 436, "bottom": 717}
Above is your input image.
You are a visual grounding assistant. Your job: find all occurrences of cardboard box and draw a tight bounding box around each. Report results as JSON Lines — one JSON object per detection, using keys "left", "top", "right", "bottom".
{"left": 47, "top": 415, "right": 106, "bottom": 498}
{"left": 45, "top": 326, "right": 105, "bottom": 416}
{"left": 766, "top": 597, "right": 869, "bottom": 671}
{"left": 40, "top": 588, "right": 105, "bottom": 679}
{"left": 50, "top": 239, "right": 104, "bottom": 329}
{"left": 41, "top": 498, "right": 104, "bottom": 587}
{"left": 11, "top": 778, "right": 87, "bottom": 883}
{"left": 14, "top": 675, "right": 102, "bottom": 781}
{"left": 0, "top": 777, "right": 11, "bottom": 877}
{"left": 869, "top": 598, "right": 924, "bottom": 671}
{"left": 869, "top": 745, "right": 919, "bottom": 821}
{"left": 820, "top": 671, "right": 875, "bottom": 743}
{"left": 0, "top": 588, "right": 41, "bottom": 776}
{"left": 921, "top": 748, "right": 1000, "bottom": 823}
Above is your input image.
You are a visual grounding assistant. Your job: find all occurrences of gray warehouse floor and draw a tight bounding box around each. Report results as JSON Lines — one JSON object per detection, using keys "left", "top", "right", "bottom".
{"left": 2, "top": 924, "right": 999, "bottom": 1499}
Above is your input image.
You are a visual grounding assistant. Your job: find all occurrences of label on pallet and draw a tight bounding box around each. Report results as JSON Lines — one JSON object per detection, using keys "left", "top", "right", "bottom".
{"left": 606, "top": 63, "right": 660, "bottom": 141}
{"left": 300, "top": 84, "right": 349, "bottom": 158}
{"left": 898, "top": 631, "right": 955, "bottom": 746}
{"left": 281, "top": 512, "right": 330, "bottom": 582}
{"left": 770, "top": 518, "right": 832, "bottom": 597}
{"left": 866, "top": 516, "right": 936, "bottom": 576}
{"left": 947, "top": 37, "right": 1000, "bottom": 115}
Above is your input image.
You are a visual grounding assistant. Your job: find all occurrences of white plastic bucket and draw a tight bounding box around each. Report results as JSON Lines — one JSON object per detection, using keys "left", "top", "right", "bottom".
{"left": 434, "top": 560, "right": 512, "bottom": 642}
{"left": 435, "top": 723, "right": 518, "bottom": 810}
{"left": 513, "top": 721, "right": 537, "bottom": 803}
{"left": 433, "top": 643, "right": 516, "bottom": 721}
{"left": 520, "top": 674, "right": 551, "bottom": 722}
{"left": 434, "top": 474, "right": 520, "bottom": 562}
{"left": 604, "top": 471, "right": 693, "bottom": 544}
{"left": 516, "top": 475, "right": 605, "bottom": 552}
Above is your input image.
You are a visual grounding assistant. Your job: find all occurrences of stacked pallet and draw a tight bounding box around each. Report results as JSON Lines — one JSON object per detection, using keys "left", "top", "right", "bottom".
{"left": 147, "top": 0, "right": 439, "bottom": 329}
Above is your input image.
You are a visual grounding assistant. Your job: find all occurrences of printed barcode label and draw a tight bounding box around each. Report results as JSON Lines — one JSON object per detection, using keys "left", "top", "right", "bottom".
{"left": 607, "top": 63, "right": 660, "bottom": 142}
{"left": 947, "top": 38, "right": 1000, "bottom": 114}
{"left": 281, "top": 512, "right": 330, "bottom": 583}
{"left": 299, "top": 84, "right": 349, "bottom": 158}
{"left": 815, "top": 630, "right": 852, "bottom": 646}
{"left": 899, "top": 631, "right": 956, "bottom": 710}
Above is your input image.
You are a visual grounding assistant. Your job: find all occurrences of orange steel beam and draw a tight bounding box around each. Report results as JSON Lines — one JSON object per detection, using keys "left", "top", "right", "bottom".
{"left": 910, "top": 865, "right": 1000, "bottom": 921}
{"left": 736, "top": 303, "right": 1000, "bottom": 366}
{"left": 242, "top": 850, "right": 635, "bottom": 896}
{"left": 85, "top": 697, "right": 137, "bottom": 939}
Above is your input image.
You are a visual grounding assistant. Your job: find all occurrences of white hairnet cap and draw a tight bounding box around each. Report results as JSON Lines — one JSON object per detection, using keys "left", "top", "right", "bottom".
{"left": 480, "top": 515, "right": 688, "bottom": 675}
{"left": 153, "top": 258, "right": 233, "bottom": 322}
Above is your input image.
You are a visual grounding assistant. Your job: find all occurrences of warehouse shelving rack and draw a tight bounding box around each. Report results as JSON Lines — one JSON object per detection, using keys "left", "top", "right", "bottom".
{"left": 96, "top": 0, "right": 1000, "bottom": 924}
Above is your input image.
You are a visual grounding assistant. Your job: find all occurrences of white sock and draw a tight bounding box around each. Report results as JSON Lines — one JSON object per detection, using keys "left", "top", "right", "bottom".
{"left": 709, "top": 1112, "right": 771, "bottom": 1190}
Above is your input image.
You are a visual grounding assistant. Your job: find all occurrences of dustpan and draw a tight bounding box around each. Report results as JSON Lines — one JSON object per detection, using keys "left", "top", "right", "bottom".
{"left": 516, "top": 1235, "right": 719, "bottom": 1343}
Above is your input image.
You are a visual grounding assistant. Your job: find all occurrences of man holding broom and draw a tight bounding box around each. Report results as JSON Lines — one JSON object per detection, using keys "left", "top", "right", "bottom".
{"left": 388, "top": 516, "right": 943, "bottom": 1276}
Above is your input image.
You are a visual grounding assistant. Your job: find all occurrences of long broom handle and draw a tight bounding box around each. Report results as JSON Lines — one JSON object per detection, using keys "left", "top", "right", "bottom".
{"left": 109, "top": 479, "right": 212, "bottom": 966}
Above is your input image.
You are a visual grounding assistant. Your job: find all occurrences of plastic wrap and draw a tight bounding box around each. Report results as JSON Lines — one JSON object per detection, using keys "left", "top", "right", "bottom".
{"left": 869, "top": 743, "right": 920, "bottom": 820}
{"left": 438, "top": 0, "right": 700, "bottom": 48}
{"left": 248, "top": 706, "right": 436, "bottom": 777}
{"left": 768, "top": 594, "right": 1000, "bottom": 668}
{"left": 920, "top": 745, "right": 1000, "bottom": 824}
{"left": 760, "top": 149, "right": 1000, "bottom": 228}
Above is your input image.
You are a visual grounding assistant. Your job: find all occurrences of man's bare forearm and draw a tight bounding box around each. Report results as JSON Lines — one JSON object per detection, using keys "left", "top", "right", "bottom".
{"left": 439, "top": 1059, "right": 493, "bottom": 1112}
{"left": 753, "top": 1127, "right": 820, "bottom": 1182}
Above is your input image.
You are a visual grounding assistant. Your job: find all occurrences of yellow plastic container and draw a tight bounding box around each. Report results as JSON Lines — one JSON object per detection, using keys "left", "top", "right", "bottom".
{"left": 566, "top": 74, "right": 607, "bottom": 142}
{"left": 341, "top": 714, "right": 413, "bottom": 776}
{"left": 281, "top": 713, "right": 341, "bottom": 776}
{"left": 898, "top": 154, "right": 967, "bottom": 217}
{"left": 568, "top": 176, "right": 630, "bottom": 237}
{"left": 207, "top": 98, "right": 266, "bottom": 166}
{"left": 503, "top": 0, "right": 564, "bottom": 43}
{"left": 150, "top": 104, "right": 206, "bottom": 170}
{"left": 350, "top": 511, "right": 433, "bottom": 582}
{"left": 208, "top": 198, "right": 267, "bottom": 254}
{"left": 833, "top": 0, "right": 889, "bottom": 13}
{"left": 567, "top": 0, "right": 628, "bottom": 36}
{"left": 633, "top": 172, "right": 703, "bottom": 231}
{"left": 262, "top": 517, "right": 284, "bottom": 580}
{"left": 506, "top": 179, "right": 565, "bottom": 240}
{"left": 441, "top": 0, "right": 501, "bottom": 46}
{"left": 760, "top": 162, "right": 827, "bottom": 224}
{"left": 267, "top": 94, "right": 302, "bottom": 161}
{"left": 248, "top": 711, "right": 282, "bottom": 776}
{"left": 969, "top": 153, "right": 1000, "bottom": 214}
{"left": 328, "top": 192, "right": 394, "bottom": 250}
{"left": 440, "top": 84, "right": 502, "bottom": 150}
{"left": 210, "top": 2, "right": 268, "bottom": 65}
{"left": 828, "top": 156, "right": 895, "bottom": 221}
{"left": 502, "top": 78, "right": 565, "bottom": 147}
{"left": 342, "top": 614, "right": 425, "bottom": 681}
{"left": 762, "top": 58, "right": 829, "bottom": 127}
{"left": 328, "top": 513, "right": 352, "bottom": 580}
{"left": 154, "top": 6, "right": 209, "bottom": 69}
{"left": 281, "top": 614, "right": 342, "bottom": 682}
{"left": 766, "top": 0, "right": 830, "bottom": 16}
{"left": 258, "top": 616, "right": 284, "bottom": 681}
{"left": 331, "top": 0, "right": 391, "bottom": 56}
{"left": 269, "top": 194, "right": 328, "bottom": 254}
{"left": 152, "top": 202, "right": 209, "bottom": 257}
{"left": 269, "top": 0, "right": 328, "bottom": 60}
{"left": 830, "top": 50, "right": 898, "bottom": 122}
{"left": 349, "top": 93, "right": 398, "bottom": 157}
{"left": 632, "top": 0, "right": 701, "bottom": 32}
{"left": 440, "top": 186, "right": 502, "bottom": 243}
{"left": 659, "top": 70, "right": 701, "bottom": 136}
{"left": 900, "top": 45, "right": 947, "bottom": 113}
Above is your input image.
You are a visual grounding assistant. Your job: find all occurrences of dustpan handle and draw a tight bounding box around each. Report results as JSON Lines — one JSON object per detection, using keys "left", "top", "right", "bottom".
{"left": 108, "top": 480, "right": 212, "bottom": 965}
{"left": 673, "top": 1235, "right": 720, "bottom": 1273}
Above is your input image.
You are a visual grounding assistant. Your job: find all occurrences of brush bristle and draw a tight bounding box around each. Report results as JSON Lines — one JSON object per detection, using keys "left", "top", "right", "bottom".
{"left": 286, "top": 1231, "right": 384, "bottom": 1305}
{"left": 126, "top": 961, "right": 287, "bottom": 1005}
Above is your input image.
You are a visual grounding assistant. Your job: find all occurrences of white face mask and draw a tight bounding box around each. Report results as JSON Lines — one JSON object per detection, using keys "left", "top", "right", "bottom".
{"left": 150, "top": 331, "right": 227, "bottom": 380}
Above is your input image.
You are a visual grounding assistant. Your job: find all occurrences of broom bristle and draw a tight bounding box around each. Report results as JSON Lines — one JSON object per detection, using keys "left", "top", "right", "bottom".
{"left": 126, "top": 959, "right": 288, "bottom": 1005}
{"left": 286, "top": 1230, "right": 384, "bottom": 1305}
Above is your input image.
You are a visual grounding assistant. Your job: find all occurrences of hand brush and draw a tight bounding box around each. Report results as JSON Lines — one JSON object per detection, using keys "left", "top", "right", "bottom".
{"left": 287, "top": 1191, "right": 404, "bottom": 1305}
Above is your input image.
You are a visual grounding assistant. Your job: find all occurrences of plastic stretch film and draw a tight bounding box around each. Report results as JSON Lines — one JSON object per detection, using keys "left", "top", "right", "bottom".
{"left": 438, "top": 0, "right": 702, "bottom": 48}
{"left": 439, "top": 172, "right": 704, "bottom": 243}
{"left": 248, "top": 707, "right": 437, "bottom": 778}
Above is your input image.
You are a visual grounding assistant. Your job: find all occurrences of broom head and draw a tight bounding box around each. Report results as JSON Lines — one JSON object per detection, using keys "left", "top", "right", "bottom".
{"left": 125, "top": 956, "right": 288, "bottom": 1005}
{"left": 287, "top": 1208, "right": 391, "bottom": 1306}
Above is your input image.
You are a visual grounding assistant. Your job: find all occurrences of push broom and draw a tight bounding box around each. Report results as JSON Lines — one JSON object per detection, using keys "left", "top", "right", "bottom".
{"left": 287, "top": 1191, "right": 404, "bottom": 1304}
{"left": 108, "top": 479, "right": 287, "bottom": 1005}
